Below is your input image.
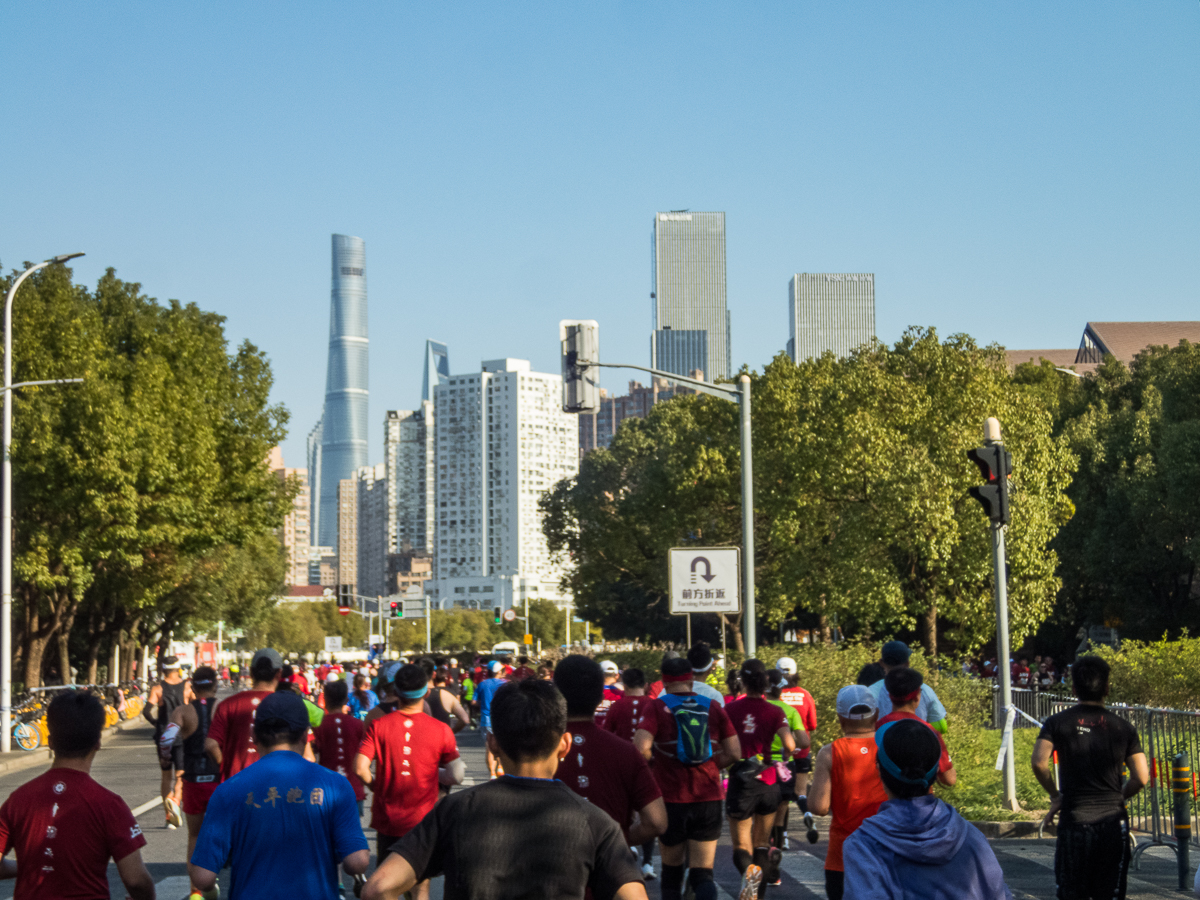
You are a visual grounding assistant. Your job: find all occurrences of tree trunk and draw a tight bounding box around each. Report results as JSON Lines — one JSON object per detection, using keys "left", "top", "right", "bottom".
{"left": 920, "top": 602, "right": 938, "bottom": 659}
{"left": 84, "top": 607, "right": 105, "bottom": 685}
{"left": 720, "top": 614, "right": 745, "bottom": 654}
{"left": 20, "top": 590, "right": 58, "bottom": 689}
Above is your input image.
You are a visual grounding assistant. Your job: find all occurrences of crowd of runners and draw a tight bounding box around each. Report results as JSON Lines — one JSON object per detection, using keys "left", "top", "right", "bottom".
{"left": 0, "top": 638, "right": 1153, "bottom": 900}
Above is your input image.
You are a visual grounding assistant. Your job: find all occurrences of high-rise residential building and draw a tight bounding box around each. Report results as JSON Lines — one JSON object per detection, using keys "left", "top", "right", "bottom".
{"left": 787, "top": 273, "right": 876, "bottom": 363}
{"left": 432, "top": 359, "right": 579, "bottom": 610}
{"left": 308, "top": 547, "right": 336, "bottom": 587}
{"left": 268, "top": 448, "right": 311, "bottom": 586}
{"left": 651, "top": 211, "right": 729, "bottom": 382}
{"left": 578, "top": 375, "right": 703, "bottom": 457}
{"left": 315, "top": 234, "right": 369, "bottom": 547}
{"left": 355, "top": 464, "right": 388, "bottom": 599}
{"left": 385, "top": 405, "right": 436, "bottom": 555}
{"left": 422, "top": 340, "right": 450, "bottom": 404}
{"left": 337, "top": 478, "right": 358, "bottom": 593}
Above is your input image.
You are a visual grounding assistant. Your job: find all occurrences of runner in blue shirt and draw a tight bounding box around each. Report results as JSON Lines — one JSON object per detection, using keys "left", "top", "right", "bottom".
{"left": 189, "top": 692, "right": 369, "bottom": 900}
{"left": 475, "top": 662, "right": 508, "bottom": 778}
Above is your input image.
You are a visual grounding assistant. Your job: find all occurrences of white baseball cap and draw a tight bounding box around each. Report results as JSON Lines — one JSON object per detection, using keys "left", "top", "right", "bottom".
{"left": 776, "top": 656, "right": 797, "bottom": 676}
{"left": 599, "top": 660, "right": 619, "bottom": 675}
{"left": 836, "top": 684, "right": 878, "bottom": 719}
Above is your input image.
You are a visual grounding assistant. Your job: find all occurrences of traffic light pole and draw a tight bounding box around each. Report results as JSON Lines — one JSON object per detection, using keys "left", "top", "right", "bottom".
{"left": 576, "top": 360, "right": 756, "bottom": 657}
{"left": 992, "top": 517, "right": 1018, "bottom": 810}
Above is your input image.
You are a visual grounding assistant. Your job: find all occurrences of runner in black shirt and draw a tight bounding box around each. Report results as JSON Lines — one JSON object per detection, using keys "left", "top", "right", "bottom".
{"left": 362, "top": 678, "right": 646, "bottom": 900}
{"left": 1032, "top": 655, "right": 1148, "bottom": 900}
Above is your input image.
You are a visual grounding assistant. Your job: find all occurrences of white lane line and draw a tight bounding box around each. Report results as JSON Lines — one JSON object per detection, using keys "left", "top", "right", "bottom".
{"left": 154, "top": 875, "right": 192, "bottom": 899}
{"left": 778, "top": 848, "right": 828, "bottom": 890}
{"left": 131, "top": 797, "right": 162, "bottom": 816}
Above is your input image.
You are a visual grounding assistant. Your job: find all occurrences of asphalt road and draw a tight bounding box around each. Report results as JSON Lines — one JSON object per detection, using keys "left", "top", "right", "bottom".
{"left": 0, "top": 700, "right": 1189, "bottom": 899}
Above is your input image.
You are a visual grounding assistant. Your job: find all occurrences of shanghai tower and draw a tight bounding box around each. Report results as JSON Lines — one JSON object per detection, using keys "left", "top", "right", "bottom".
{"left": 315, "top": 233, "right": 369, "bottom": 547}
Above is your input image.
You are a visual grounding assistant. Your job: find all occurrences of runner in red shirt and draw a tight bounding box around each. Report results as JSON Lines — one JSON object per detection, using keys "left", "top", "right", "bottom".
{"left": 874, "top": 668, "right": 956, "bottom": 786}
{"left": 313, "top": 678, "right": 368, "bottom": 899}
{"left": 355, "top": 663, "right": 463, "bottom": 900}
{"left": 593, "top": 660, "right": 625, "bottom": 726}
{"left": 554, "top": 657, "right": 666, "bottom": 880}
{"left": 0, "top": 692, "right": 154, "bottom": 900}
{"left": 775, "top": 656, "right": 819, "bottom": 846}
{"left": 724, "top": 661, "right": 799, "bottom": 893}
{"left": 634, "top": 657, "right": 740, "bottom": 900}
{"left": 602, "top": 668, "right": 652, "bottom": 740}
{"left": 205, "top": 647, "right": 282, "bottom": 781}
{"left": 646, "top": 651, "right": 682, "bottom": 700}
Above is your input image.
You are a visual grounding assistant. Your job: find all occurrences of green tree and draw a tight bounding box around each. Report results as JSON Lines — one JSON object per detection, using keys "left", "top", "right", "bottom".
{"left": 3, "top": 263, "right": 291, "bottom": 685}
{"left": 545, "top": 329, "right": 1075, "bottom": 655}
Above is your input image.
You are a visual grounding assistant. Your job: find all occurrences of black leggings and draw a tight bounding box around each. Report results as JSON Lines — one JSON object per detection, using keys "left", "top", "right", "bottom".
{"left": 641, "top": 839, "right": 654, "bottom": 863}
{"left": 825, "top": 868, "right": 844, "bottom": 900}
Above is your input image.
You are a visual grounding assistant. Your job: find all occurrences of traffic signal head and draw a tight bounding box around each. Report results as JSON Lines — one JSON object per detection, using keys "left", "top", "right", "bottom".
{"left": 966, "top": 444, "right": 1013, "bottom": 525}
{"left": 390, "top": 600, "right": 400, "bottom": 619}
{"left": 494, "top": 606, "right": 502, "bottom": 625}
{"left": 559, "top": 320, "right": 600, "bottom": 413}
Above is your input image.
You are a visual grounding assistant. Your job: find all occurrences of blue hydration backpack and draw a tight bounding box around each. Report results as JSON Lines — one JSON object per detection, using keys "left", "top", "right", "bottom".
{"left": 661, "top": 693, "right": 713, "bottom": 765}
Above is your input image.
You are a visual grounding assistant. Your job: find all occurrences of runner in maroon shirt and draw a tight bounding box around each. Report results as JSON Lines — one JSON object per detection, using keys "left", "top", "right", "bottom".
{"left": 313, "top": 680, "right": 367, "bottom": 805}
{"left": 206, "top": 648, "right": 283, "bottom": 780}
{"left": 0, "top": 692, "right": 154, "bottom": 900}
{"left": 634, "top": 657, "right": 740, "bottom": 900}
{"left": 554, "top": 657, "right": 665, "bottom": 879}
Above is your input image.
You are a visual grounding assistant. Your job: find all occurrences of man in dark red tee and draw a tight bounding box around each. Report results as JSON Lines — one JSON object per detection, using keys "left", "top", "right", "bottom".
{"left": 356, "top": 663, "right": 463, "bottom": 900}
{"left": 313, "top": 679, "right": 367, "bottom": 806}
{"left": 206, "top": 647, "right": 282, "bottom": 781}
{"left": 875, "top": 667, "right": 956, "bottom": 786}
{"left": 0, "top": 692, "right": 154, "bottom": 900}
{"left": 603, "top": 668, "right": 652, "bottom": 740}
{"left": 554, "top": 657, "right": 665, "bottom": 871}
{"left": 633, "top": 658, "right": 740, "bottom": 900}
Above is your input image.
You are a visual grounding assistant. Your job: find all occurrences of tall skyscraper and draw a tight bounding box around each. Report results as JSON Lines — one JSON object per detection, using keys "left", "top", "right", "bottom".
{"left": 336, "top": 478, "right": 358, "bottom": 593}
{"left": 315, "top": 234, "right": 369, "bottom": 547}
{"left": 787, "top": 273, "right": 876, "bottom": 363}
{"left": 432, "top": 359, "right": 578, "bottom": 610}
{"left": 422, "top": 340, "right": 450, "bottom": 404}
{"left": 651, "top": 211, "right": 729, "bottom": 382}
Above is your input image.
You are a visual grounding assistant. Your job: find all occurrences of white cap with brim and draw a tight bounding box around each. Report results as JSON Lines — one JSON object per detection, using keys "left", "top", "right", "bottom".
{"left": 836, "top": 684, "right": 878, "bottom": 719}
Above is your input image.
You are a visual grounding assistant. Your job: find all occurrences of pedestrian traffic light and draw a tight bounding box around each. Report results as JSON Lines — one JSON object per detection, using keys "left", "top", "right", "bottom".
{"left": 559, "top": 320, "right": 600, "bottom": 413}
{"left": 390, "top": 600, "right": 401, "bottom": 619}
{"left": 966, "top": 443, "right": 1012, "bottom": 525}
{"left": 494, "top": 606, "right": 502, "bottom": 625}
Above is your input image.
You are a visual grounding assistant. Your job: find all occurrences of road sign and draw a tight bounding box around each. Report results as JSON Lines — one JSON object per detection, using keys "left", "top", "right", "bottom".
{"left": 324, "top": 636, "right": 343, "bottom": 652}
{"left": 503, "top": 609, "right": 516, "bottom": 622}
{"left": 403, "top": 598, "right": 426, "bottom": 618}
{"left": 369, "top": 634, "right": 383, "bottom": 644}
{"left": 338, "top": 605, "right": 350, "bottom": 616}
{"left": 668, "top": 547, "right": 741, "bottom": 614}
{"left": 523, "top": 633, "right": 533, "bottom": 645}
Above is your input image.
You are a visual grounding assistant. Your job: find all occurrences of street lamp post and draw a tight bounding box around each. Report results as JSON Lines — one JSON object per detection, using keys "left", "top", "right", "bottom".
{"left": 2, "top": 252, "right": 84, "bottom": 753}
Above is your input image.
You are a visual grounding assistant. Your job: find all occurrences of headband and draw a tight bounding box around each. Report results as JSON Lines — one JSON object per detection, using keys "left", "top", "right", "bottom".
{"left": 163, "top": 662, "right": 181, "bottom": 670}
{"left": 889, "top": 689, "right": 921, "bottom": 704}
{"left": 875, "top": 722, "right": 939, "bottom": 787}
{"left": 663, "top": 672, "right": 694, "bottom": 684}
{"left": 399, "top": 684, "right": 429, "bottom": 700}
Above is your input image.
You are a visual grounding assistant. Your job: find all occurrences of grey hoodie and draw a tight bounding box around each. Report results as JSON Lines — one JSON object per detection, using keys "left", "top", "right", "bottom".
{"left": 843, "top": 795, "right": 1011, "bottom": 900}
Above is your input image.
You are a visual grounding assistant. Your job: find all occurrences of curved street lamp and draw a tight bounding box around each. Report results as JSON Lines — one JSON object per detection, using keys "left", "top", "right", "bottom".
{"left": 2, "top": 252, "right": 84, "bottom": 752}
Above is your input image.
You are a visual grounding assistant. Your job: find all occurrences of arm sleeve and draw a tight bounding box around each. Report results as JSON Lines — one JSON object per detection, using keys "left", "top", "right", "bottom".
{"left": 0, "top": 800, "right": 13, "bottom": 855}
{"left": 587, "top": 813, "right": 644, "bottom": 900}
{"left": 358, "top": 720, "right": 379, "bottom": 761}
{"left": 841, "top": 831, "right": 892, "bottom": 900}
{"left": 631, "top": 751, "right": 663, "bottom": 808}
{"left": 394, "top": 804, "right": 445, "bottom": 881}
{"left": 1036, "top": 718, "right": 1055, "bottom": 745}
{"left": 440, "top": 727, "right": 460, "bottom": 764}
{"left": 190, "top": 787, "right": 232, "bottom": 873}
{"left": 803, "top": 691, "right": 817, "bottom": 733}
{"left": 106, "top": 796, "right": 148, "bottom": 861}
{"left": 924, "top": 686, "right": 947, "bottom": 724}
{"left": 638, "top": 700, "right": 661, "bottom": 735}
{"left": 330, "top": 778, "right": 369, "bottom": 861}
{"left": 1127, "top": 723, "right": 1144, "bottom": 757}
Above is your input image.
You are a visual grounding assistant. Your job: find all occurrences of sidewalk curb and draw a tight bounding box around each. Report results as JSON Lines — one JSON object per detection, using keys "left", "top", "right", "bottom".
{"left": 970, "top": 820, "right": 1054, "bottom": 839}
{"left": 0, "top": 716, "right": 150, "bottom": 777}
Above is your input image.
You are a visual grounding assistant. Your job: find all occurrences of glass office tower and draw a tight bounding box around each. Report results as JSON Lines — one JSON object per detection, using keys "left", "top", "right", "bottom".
{"left": 787, "top": 273, "right": 875, "bottom": 363}
{"left": 650, "top": 212, "right": 729, "bottom": 382}
{"left": 316, "top": 234, "right": 369, "bottom": 547}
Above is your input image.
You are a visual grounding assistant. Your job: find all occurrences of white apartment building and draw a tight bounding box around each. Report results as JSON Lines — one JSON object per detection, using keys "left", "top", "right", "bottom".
{"left": 385, "top": 404, "right": 436, "bottom": 556}
{"left": 269, "top": 452, "right": 311, "bottom": 587}
{"left": 432, "top": 359, "right": 578, "bottom": 611}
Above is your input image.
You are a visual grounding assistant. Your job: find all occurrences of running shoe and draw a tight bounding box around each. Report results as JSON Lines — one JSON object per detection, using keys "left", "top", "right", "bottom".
{"left": 804, "top": 811, "right": 819, "bottom": 844}
{"left": 641, "top": 862, "right": 656, "bottom": 881}
{"left": 202, "top": 883, "right": 220, "bottom": 900}
{"left": 736, "top": 864, "right": 762, "bottom": 900}
{"left": 782, "top": 833, "right": 790, "bottom": 851}
{"left": 753, "top": 846, "right": 783, "bottom": 892}
{"left": 164, "top": 796, "right": 183, "bottom": 829}
{"left": 353, "top": 873, "right": 367, "bottom": 897}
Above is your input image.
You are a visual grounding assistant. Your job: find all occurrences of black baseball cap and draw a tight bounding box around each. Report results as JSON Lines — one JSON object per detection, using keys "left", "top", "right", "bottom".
{"left": 881, "top": 640, "right": 912, "bottom": 666}
{"left": 254, "top": 691, "right": 309, "bottom": 733}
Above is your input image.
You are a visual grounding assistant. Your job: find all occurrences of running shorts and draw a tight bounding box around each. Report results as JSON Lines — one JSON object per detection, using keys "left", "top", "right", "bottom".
{"left": 1055, "top": 814, "right": 1131, "bottom": 900}
{"left": 181, "top": 779, "right": 219, "bottom": 816}
{"left": 661, "top": 800, "right": 724, "bottom": 846}
{"left": 777, "top": 763, "right": 798, "bottom": 802}
{"left": 726, "top": 774, "right": 782, "bottom": 820}
{"left": 377, "top": 832, "right": 407, "bottom": 860}
{"left": 159, "top": 743, "right": 184, "bottom": 772}
{"left": 794, "top": 755, "right": 813, "bottom": 774}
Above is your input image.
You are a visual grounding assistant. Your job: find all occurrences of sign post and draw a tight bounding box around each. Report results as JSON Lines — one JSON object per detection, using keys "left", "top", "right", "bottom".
{"left": 324, "top": 636, "right": 343, "bottom": 654}
{"left": 669, "top": 548, "right": 741, "bottom": 661}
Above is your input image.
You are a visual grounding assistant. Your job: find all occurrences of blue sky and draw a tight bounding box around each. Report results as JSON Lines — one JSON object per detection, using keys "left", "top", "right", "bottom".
{"left": 3, "top": 3, "right": 1197, "bottom": 467}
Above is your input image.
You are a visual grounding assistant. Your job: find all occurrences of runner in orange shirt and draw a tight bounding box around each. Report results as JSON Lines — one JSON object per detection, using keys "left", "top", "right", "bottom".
{"left": 807, "top": 685, "right": 888, "bottom": 900}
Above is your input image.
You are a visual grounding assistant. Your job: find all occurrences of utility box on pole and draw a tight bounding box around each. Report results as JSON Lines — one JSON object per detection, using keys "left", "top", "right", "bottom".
{"left": 559, "top": 320, "right": 600, "bottom": 413}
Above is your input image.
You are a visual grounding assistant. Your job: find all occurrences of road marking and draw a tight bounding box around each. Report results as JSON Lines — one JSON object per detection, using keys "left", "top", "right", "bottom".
{"left": 155, "top": 875, "right": 192, "bottom": 898}
{"left": 131, "top": 797, "right": 162, "bottom": 816}
{"left": 779, "top": 848, "right": 827, "bottom": 889}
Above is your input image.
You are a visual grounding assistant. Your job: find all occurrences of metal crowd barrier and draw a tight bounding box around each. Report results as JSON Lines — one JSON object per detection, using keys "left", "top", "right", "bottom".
{"left": 991, "top": 686, "right": 1073, "bottom": 728}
